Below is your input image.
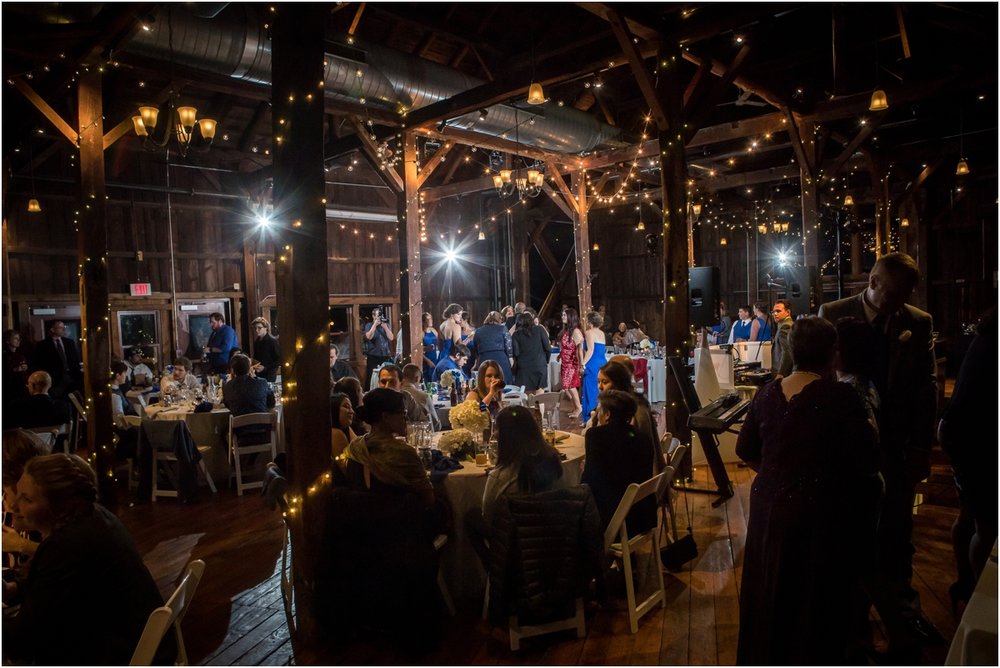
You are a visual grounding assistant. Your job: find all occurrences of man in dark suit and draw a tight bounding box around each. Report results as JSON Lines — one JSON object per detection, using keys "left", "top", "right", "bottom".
{"left": 819, "top": 252, "right": 938, "bottom": 660}
{"left": 13, "top": 371, "right": 73, "bottom": 429}
{"left": 31, "top": 320, "right": 81, "bottom": 399}
{"left": 222, "top": 353, "right": 276, "bottom": 445}
{"left": 770, "top": 299, "right": 794, "bottom": 377}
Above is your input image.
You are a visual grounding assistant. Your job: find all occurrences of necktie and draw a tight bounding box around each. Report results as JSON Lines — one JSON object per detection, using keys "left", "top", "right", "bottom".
{"left": 55, "top": 338, "right": 67, "bottom": 369}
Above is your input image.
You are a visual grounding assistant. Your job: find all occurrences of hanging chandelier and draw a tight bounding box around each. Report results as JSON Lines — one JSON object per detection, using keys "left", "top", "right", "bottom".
{"left": 132, "top": 96, "right": 217, "bottom": 157}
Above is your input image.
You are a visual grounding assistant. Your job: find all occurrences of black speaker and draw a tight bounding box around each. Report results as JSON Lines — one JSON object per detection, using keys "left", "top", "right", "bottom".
{"left": 784, "top": 266, "right": 818, "bottom": 317}
{"left": 689, "top": 266, "right": 720, "bottom": 327}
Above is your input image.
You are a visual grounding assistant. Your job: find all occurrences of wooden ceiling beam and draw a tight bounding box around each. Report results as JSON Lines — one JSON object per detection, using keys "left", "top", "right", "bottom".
{"left": 351, "top": 117, "right": 403, "bottom": 192}
{"left": 403, "top": 39, "right": 655, "bottom": 130}
{"left": 699, "top": 163, "right": 801, "bottom": 192}
{"left": 821, "top": 111, "right": 889, "bottom": 181}
{"left": 414, "top": 125, "right": 562, "bottom": 164}
{"left": 684, "top": 43, "right": 752, "bottom": 142}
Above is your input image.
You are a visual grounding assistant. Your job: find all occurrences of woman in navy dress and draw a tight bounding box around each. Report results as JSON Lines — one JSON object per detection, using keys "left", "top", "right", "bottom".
{"left": 579, "top": 310, "right": 607, "bottom": 425}
{"left": 753, "top": 302, "right": 773, "bottom": 342}
{"left": 473, "top": 311, "right": 514, "bottom": 385}
{"left": 420, "top": 312, "right": 439, "bottom": 383}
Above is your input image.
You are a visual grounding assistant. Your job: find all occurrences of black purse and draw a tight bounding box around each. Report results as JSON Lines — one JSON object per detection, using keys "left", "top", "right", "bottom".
{"left": 659, "top": 475, "right": 699, "bottom": 571}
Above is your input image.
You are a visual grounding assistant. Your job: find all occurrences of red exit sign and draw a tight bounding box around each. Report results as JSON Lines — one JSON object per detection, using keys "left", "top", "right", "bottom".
{"left": 129, "top": 283, "right": 152, "bottom": 296}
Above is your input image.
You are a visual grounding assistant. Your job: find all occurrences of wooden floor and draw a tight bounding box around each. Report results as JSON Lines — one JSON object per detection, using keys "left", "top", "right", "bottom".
{"left": 119, "top": 413, "right": 963, "bottom": 666}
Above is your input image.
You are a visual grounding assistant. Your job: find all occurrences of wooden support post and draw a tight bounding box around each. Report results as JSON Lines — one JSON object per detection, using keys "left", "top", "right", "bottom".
{"left": 510, "top": 209, "right": 530, "bottom": 304}
{"left": 401, "top": 132, "right": 424, "bottom": 366}
{"left": 850, "top": 231, "right": 862, "bottom": 275}
{"left": 271, "top": 5, "right": 330, "bottom": 650}
{"left": 77, "top": 68, "right": 115, "bottom": 507}
{"left": 656, "top": 41, "right": 691, "bottom": 359}
{"left": 242, "top": 238, "right": 259, "bottom": 324}
{"left": 571, "top": 171, "right": 592, "bottom": 315}
{"left": 655, "top": 38, "right": 693, "bottom": 444}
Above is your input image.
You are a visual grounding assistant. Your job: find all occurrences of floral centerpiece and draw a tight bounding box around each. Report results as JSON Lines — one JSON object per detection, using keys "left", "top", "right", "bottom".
{"left": 439, "top": 369, "right": 461, "bottom": 389}
{"left": 449, "top": 400, "right": 490, "bottom": 434}
{"left": 438, "top": 429, "right": 477, "bottom": 462}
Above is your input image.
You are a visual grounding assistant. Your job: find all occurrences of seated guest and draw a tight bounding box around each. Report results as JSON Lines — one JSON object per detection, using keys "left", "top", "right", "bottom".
{"left": 159, "top": 356, "right": 201, "bottom": 394}
{"left": 250, "top": 317, "right": 280, "bottom": 383}
{"left": 334, "top": 376, "right": 367, "bottom": 435}
{"left": 465, "top": 406, "right": 567, "bottom": 565}
{"left": 432, "top": 343, "right": 470, "bottom": 383}
{"left": 464, "top": 359, "right": 505, "bottom": 420}
{"left": 110, "top": 361, "right": 140, "bottom": 460}
{"left": 222, "top": 354, "right": 276, "bottom": 445}
{"left": 124, "top": 346, "right": 154, "bottom": 388}
{"left": 342, "top": 389, "right": 434, "bottom": 509}
{"left": 329, "top": 344, "right": 358, "bottom": 383}
{"left": 595, "top": 359, "right": 664, "bottom": 471}
{"left": 735, "top": 317, "right": 880, "bottom": 664}
{"left": 581, "top": 390, "right": 657, "bottom": 532}
{"left": 3, "top": 453, "right": 173, "bottom": 665}
{"left": 625, "top": 320, "right": 648, "bottom": 347}
{"left": 401, "top": 363, "right": 440, "bottom": 431}
{"left": 2, "top": 430, "right": 48, "bottom": 567}
{"left": 481, "top": 405, "right": 566, "bottom": 523}
{"left": 11, "top": 371, "right": 72, "bottom": 429}
{"left": 376, "top": 364, "right": 424, "bottom": 422}
{"left": 329, "top": 392, "right": 357, "bottom": 461}
{"left": 612, "top": 321, "right": 628, "bottom": 348}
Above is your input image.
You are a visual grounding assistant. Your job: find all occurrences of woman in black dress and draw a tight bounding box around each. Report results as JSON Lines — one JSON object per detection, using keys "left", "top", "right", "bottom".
{"left": 511, "top": 310, "right": 551, "bottom": 394}
{"left": 581, "top": 389, "right": 657, "bottom": 533}
{"left": 473, "top": 311, "right": 514, "bottom": 385}
{"left": 735, "top": 316, "right": 881, "bottom": 665}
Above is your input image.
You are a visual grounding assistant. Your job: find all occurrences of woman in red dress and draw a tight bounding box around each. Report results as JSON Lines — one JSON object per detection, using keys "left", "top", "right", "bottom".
{"left": 558, "top": 308, "right": 584, "bottom": 418}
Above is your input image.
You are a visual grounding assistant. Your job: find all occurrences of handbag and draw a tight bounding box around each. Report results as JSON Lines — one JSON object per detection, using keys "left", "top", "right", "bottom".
{"left": 660, "top": 471, "right": 699, "bottom": 571}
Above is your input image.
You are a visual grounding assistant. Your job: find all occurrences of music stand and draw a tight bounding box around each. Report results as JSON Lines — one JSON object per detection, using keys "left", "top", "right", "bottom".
{"left": 666, "top": 356, "right": 734, "bottom": 506}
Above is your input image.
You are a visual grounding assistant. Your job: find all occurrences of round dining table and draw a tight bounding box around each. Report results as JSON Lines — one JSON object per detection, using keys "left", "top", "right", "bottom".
{"left": 434, "top": 430, "right": 585, "bottom": 605}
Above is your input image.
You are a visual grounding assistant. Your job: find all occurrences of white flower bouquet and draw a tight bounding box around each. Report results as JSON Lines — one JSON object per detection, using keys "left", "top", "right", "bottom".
{"left": 449, "top": 400, "right": 490, "bottom": 433}
{"left": 439, "top": 369, "right": 461, "bottom": 389}
{"left": 438, "top": 428, "right": 477, "bottom": 461}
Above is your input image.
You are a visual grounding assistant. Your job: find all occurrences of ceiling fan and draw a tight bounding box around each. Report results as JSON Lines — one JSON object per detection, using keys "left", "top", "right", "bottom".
{"left": 718, "top": 90, "right": 768, "bottom": 108}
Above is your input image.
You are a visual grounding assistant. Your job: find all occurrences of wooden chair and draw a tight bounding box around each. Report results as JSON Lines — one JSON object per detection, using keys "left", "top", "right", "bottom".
{"left": 228, "top": 412, "right": 277, "bottom": 496}
{"left": 263, "top": 465, "right": 296, "bottom": 636}
{"left": 27, "top": 423, "right": 70, "bottom": 453}
{"left": 604, "top": 472, "right": 669, "bottom": 633}
{"left": 68, "top": 391, "right": 87, "bottom": 452}
{"left": 130, "top": 559, "right": 206, "bottom": 666}
{"left": 528, "top": 391, "right": 561, "bottom": 429}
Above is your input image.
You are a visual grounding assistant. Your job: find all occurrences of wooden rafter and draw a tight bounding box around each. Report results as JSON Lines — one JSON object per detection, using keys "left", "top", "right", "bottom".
{"left": 102, "top": 117, "right": 134, "bottom": 151}
{"left": 13, "top": 78, "right": 79, "bottom": 144}
{"left": 683, "top": 43, "right": 752, "bottom": 142}
{"left": 783, "top": 108, "right": 816, "bottom": 181}
{"left": 547, "top": 168, "right": 582, "bottom": 216}
{"left": 541, "top": 183, "right": 577, "bottom": 221}
{"left": 821, "top": 112, "right": 889, "bottom": 182}
{"left": 347, "top": 2, "right": 366, "bottom": 37}
{"left": 351, "top": 117, "right": 403, "bottom": 192}
{"left": 606, "top": 6, "right": 667, "bottom": 131}
{"left": 416, "top": 141, "right": 454, "bottom": 189}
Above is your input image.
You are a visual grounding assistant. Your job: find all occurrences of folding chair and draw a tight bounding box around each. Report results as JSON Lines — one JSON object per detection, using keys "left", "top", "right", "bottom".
{"left": 68, "top": 391, "right": 87, "bottom": 452}
{"left": 130, "top": 559, "right": 206, "bottom": 666}
{"left": 604, "top": 472, "right": 669, "bottom": 633}
{"left": 229, "top": 412, "right": 277, "bottom": 496}
{"left": 27, "top": 423, "right": 70, "bottom": 453}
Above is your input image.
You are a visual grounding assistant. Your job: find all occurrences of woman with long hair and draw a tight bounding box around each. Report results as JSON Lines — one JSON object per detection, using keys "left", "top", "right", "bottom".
{"left": 559, "top": 308, "right": 584, "bottom": 419}
{"left": 420, "top": 312, "right": 440, "bottom": 384}
{"left": 481, "top": 406, "right": 566, "bottom": 522}
{"left": 438, "top": 303, "right": 465, "bottom": 363}
{"left": 594, "top": 359, "right": 663, "bottom": 471}
{"left": 465, "top": 359, "right": 505, "bottom": 419}
{"left": 333, "top": 376, "right": 367, "bottom": 436}
{"left": 511, "top": 311, "right": 551, "bottom": 395}
{"left": 3, "top": 454, "right": 172, "bottom": 665}
{"left": 330, "top": 392, "right": 358, "bottom": 460}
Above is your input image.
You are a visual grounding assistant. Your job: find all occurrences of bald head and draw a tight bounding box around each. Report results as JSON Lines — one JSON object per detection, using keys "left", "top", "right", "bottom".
{"left": 28, "top": 371, "right": 52, "bottom": 395}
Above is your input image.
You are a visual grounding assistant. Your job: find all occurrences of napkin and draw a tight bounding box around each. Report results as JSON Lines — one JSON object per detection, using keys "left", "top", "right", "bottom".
{"left": 429, "top": 450, "right": 463, "bottom": 484}
{"left": 193, "top": 401, "right": 215, "bottom": 413}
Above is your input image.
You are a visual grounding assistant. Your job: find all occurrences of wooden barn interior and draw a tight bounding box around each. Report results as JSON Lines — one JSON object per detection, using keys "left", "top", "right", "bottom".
{"left": 2, "top": 2, "right": 997, "bottom": 665}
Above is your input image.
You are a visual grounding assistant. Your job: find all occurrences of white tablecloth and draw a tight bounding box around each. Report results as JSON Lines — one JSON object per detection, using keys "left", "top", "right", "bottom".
{"left": 547, "top": 352, "right": 666, "bottom": 403}
{"left": 436, "top": 431, "right": 585, "bottom": 604}
{"left": 946, "top": 540, "right": 999, "bottom": 665}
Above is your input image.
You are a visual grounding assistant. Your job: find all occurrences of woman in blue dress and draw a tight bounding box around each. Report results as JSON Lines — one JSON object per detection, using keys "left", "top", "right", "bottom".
{"left": 438, "top": 303, "right": 463, "bottom": 364}
{"left": 579, "top": 310, "right": 607, "bottom": 426}
{"left": 420, "top": 312, "right": 439, "bottom": 383}
{"left": 472, "top": 311, "right": 514, "bottom": 385}
{"left": 753, "top": 302, "right": 773, "bottom": 342}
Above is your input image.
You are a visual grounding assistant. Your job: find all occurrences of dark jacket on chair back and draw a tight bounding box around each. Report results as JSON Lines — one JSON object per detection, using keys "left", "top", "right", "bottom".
{"left": 487, "top": 485, "right": 604, "bottom": 625}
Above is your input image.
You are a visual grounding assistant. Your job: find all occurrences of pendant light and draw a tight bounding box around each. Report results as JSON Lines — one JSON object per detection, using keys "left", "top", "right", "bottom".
{"left": 955, "top": 103, "right": 970, "bottom": 175}
{"left": 478, "top": 230, "right": 486, "bottom": 240}
{"left": 869, "top": 41, "right": 889, "bottom": 112}
{"left": 900, "top": 218, "right": 910, "bottom": 228}
{"left": 843, "top": 194, "right": 855, "bottom": 206}
{"left": 26, "top": 139, "right": 41, "bottom": 213}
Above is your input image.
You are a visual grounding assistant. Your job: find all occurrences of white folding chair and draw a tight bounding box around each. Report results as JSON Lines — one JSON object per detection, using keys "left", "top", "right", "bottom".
{"left": 130, "top": 559, "right": 206, "bottom": 666}
{"left": 68, "top": 391, "right": 87, "bottom": 452}
{"left": 659, "top": 438, "right": 687, "bottom": 542}
{"left": 433, "top": 533, "right": 456, "bottom": 617}
{"left": 604, "top": 472, "right": 669, "bottom": 633}
{"left": 141, "top": 420, "right": 218, "bottom": 502}
{"left": 528, "top": 391, "right": 561, "bottom": 429}
{"left": 27, "top": 423, "right": 70, "bottom": 453}
{"left": 229, "top": 412, "right": 277, "bottom": 496}
{"left": 123, "top": 415, "right": 143, "bottom": 491}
